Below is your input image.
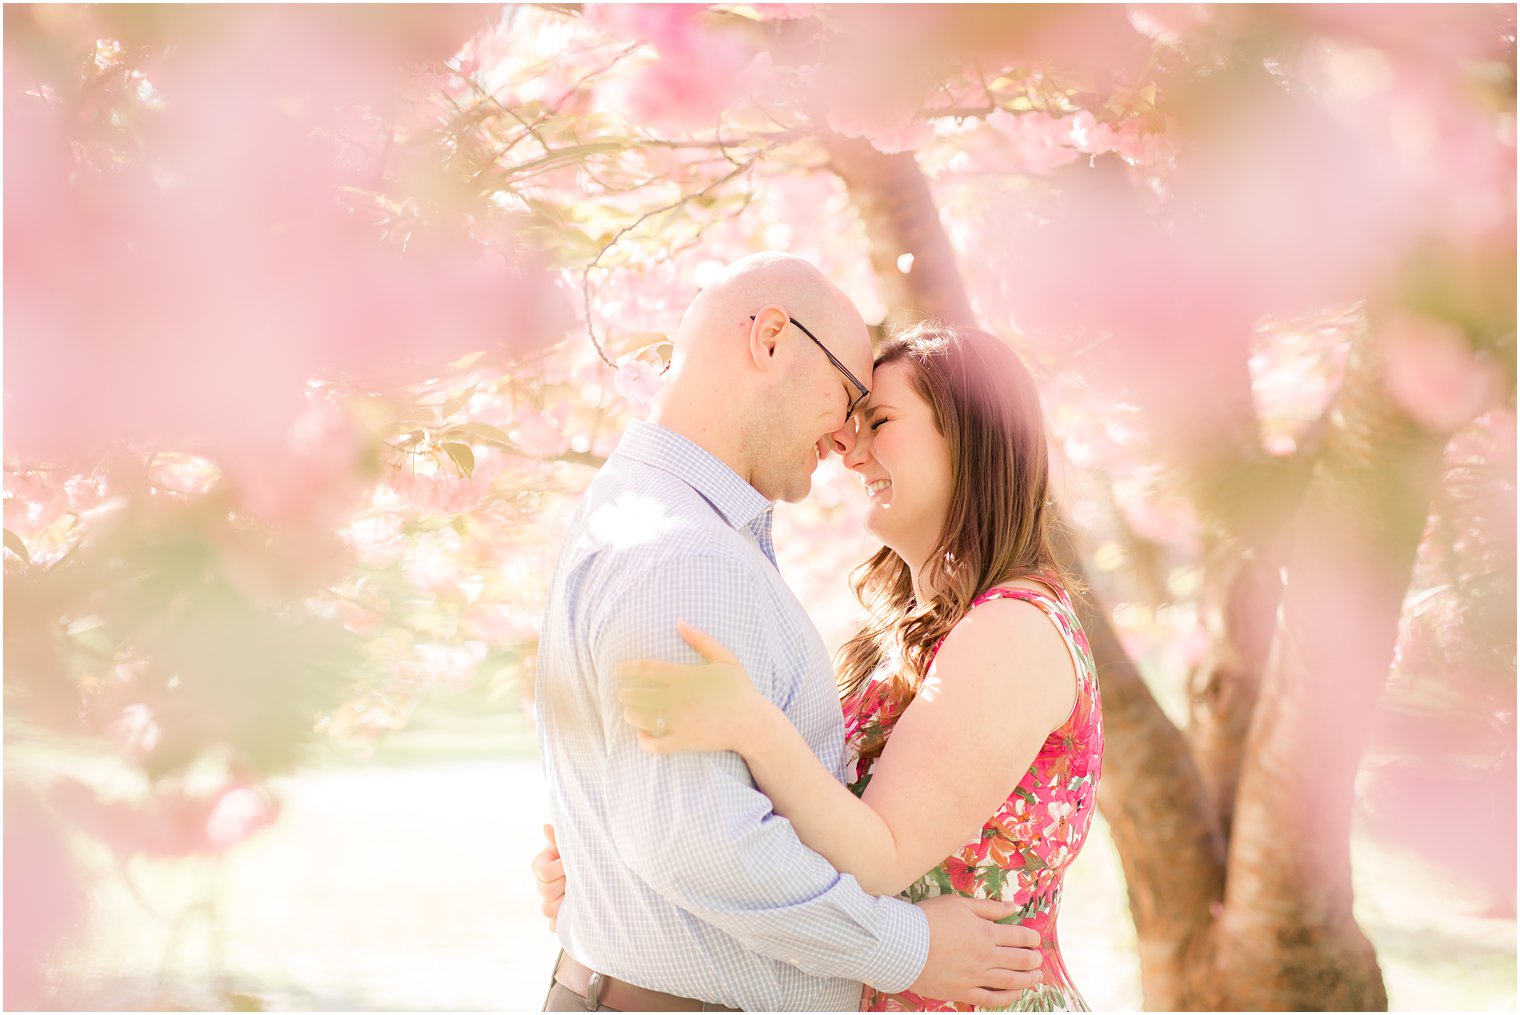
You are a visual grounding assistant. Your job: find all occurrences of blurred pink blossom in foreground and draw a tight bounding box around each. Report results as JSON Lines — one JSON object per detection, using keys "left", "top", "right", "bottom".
{"left": 1381, "top": 313, "right": 1508, "bottom": 435}
{"left": 49, "top": 776, "right": 280, "bottom": 859}
{"left": 4, "top": 6, "right": 570, "bottom": 508}
{"left": 587, "top": 3, "right": 759, "bottom": 131}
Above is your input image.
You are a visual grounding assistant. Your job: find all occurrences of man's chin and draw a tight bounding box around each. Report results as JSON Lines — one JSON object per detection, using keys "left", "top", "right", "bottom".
{"left": 772, "top": 474, "right": 812, "bottom": 504}
{"left": 780, "top": 486, "right": 811, "bottom": 504}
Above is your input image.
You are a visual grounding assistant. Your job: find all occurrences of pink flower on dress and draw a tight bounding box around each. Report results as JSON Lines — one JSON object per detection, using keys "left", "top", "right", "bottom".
{"left": 850, "top": 582, "right": 1102, "bottom": 1010}
{"left": 943, "top": 857, "right": 979, "bottom": 894}
{"left": 1042, "top": 798, "right": 1076, "bottom": 840}
{"left": 960, "top": 834, "right": 992, "bottom": 866}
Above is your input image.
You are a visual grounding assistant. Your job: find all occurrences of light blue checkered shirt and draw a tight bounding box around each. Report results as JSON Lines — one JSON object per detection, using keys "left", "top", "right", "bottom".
{"left": 534, "top": 420, "right": 930, "bottom": 1011}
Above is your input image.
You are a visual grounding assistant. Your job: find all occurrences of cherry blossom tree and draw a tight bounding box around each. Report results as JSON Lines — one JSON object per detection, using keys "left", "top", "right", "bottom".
{"left": 5, "top": 4, "right": 1513, "bottom": 1010}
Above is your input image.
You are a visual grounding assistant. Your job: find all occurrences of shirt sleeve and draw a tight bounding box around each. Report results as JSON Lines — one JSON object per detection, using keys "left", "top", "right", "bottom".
{"left": 590, "top": 551, "right": 929, "bottom": 992}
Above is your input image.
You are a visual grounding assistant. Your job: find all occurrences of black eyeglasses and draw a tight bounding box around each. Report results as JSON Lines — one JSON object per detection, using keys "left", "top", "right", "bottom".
{"left": 750, "top": 314, "right": 870, "bottom": 418}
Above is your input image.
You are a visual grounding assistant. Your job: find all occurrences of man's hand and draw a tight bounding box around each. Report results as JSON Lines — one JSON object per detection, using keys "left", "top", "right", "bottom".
{"left": 908, "top": 895, "right": 1043, "bottom": 1006}
{"left": 531, "top": 823, "right": 566, "bottom": 931}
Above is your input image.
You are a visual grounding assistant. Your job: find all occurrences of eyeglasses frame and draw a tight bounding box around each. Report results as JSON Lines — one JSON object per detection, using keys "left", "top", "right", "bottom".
{"left": 749, "top": 313, "right": 871, "bottom": 418}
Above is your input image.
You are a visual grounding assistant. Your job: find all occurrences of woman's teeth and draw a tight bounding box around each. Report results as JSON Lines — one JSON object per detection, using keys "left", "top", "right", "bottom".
{"left": 867, "top": 479, "right": 891, "bottom": 499}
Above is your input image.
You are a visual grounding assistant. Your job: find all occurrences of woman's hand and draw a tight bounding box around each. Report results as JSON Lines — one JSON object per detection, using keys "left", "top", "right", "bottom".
{"left": 531, "top": 823, "right": 565, "bottom": 931}
{"left": 614, "top": 621, "right": 764, "bottom": 755}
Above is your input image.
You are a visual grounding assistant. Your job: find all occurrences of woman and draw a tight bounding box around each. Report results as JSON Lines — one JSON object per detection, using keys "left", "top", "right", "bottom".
{"left": 537, "top": 323, "right": 1103, "bottom": 1012}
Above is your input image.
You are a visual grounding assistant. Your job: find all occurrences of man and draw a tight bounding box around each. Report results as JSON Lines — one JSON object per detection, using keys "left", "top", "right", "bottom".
{"left": 533, "top": 253, "right": 1042, "bottom": 1011}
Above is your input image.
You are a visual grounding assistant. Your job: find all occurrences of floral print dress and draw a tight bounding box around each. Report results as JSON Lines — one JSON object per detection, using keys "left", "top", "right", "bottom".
{"left": 845, "top": 583, "right": 1104, "bottom": 1013}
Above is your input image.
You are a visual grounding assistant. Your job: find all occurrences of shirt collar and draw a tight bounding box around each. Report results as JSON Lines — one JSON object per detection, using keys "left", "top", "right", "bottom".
{"left": 612, "top": 420, "right": 775, "bottom": 534}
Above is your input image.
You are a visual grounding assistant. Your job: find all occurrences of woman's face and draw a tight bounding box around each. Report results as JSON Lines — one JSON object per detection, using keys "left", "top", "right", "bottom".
{"left": 844, "top": 360, "right": 954, "bottom": 558}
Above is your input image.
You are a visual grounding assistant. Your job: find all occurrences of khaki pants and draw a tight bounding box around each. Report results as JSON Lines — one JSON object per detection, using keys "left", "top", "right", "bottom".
{"left": 543, "top": 978, "right": 621, "bottom": 1012}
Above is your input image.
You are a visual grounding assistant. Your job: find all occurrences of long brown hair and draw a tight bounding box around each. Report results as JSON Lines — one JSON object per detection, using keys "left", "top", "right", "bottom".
{"left": 837, "top": 322, "right": 1077, "bottom": 766}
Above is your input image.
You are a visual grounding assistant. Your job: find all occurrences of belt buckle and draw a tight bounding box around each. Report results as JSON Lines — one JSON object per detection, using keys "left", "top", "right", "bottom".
{"left": 584, "top": 971, "right": 605, "bottom": 1011}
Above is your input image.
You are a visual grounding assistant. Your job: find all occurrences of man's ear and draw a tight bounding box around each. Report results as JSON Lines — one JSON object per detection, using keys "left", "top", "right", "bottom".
{"left": 748, "top": 305, "right": 790, "bottom": 371}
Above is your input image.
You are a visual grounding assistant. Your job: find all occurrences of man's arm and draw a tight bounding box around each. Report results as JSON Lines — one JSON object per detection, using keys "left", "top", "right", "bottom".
{"left": 590, "top": 552, "right": 927, "bottom": 991}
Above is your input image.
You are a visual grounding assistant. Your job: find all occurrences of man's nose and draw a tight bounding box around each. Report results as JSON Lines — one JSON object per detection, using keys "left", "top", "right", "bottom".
{"left": 825, "top": 416, "right": 858, "bottom": 457}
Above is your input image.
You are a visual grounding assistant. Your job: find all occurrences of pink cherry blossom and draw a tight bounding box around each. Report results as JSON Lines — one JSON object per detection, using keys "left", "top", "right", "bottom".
{"left": 49, "top": 777, "right": 279, "bottom": 858}
{"left": 1066, "top": 110, "right": 1121, "bottom": 156}
{"left": 1381, "top": 313, "right": 1507, "bottom": 435}
{"left": 5, "top": 785, "right": 86, "bottom": 1010}
{"left": 204, "top": 785, "right": 280, "bottom": 849}
{"left": 587, "top": 4, "right": 759, "bottom": 131}
{"left": 865, "top": 119, "right": 936, "bottom": 156}
{"left": 614, "top": 359, "right": 664, "bottom": 413}
{"left": 986, "top": 110, "right": 1082, "bottom": 175}
{"left": 2, "top": 471, "right": 67, "bottom": 538}
{"left": 512, "top": 409, "right": 572, "bottom": 458}
{"left": 1126, "top": 4, "right": 1216, "bottom": 49}
{"left": 110, "top": 704, "right": 163, "bottom": 761}
{"left": 5, "top": 7, "right": 570, "bottom": 489}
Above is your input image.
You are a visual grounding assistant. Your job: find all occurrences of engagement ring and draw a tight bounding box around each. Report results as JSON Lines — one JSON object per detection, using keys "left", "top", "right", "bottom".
{"left": 653, "top": 714, "right": 668, "bottom": 737}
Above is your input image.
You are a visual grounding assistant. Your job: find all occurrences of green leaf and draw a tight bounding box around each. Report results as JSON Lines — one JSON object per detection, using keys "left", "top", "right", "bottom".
{"left": 225, "top": 992, "right": 265, "bottom": 1012}
{"left": 3, "top": 529, "right": 29, "bottom": 566}
{"left": 448, "top": 422, "right": 514, "bottom": 447}
{"left": 443, "top": 442, "right": 475, "bottom": 477}
{"left": 443, "top": 385, "right": 479, "bottom": 418}
{"left": 611, "top": 331, "right": 672, "bottom": 358}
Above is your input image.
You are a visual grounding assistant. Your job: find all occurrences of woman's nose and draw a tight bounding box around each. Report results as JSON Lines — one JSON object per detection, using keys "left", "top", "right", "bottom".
{"left": 840, "top": 423, "right": 872, "bottom": 470}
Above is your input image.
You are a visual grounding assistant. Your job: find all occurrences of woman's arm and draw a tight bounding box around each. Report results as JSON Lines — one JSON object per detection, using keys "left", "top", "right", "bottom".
{"left": 616, "top": 602, "right": 1077, "bottom": 896}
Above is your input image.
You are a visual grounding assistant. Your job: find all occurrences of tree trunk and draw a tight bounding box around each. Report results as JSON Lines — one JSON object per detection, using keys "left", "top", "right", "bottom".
{"left": 1215, "top": 321, "right": 1449, "bottom": 1009}
{"left": 1183, "top": 414, "right": 1330, "bottom": 844}
{"left": 1186, "top": 539, "right": 1282, "bottom": 842}
{"left": 822, "top": 135, "right": 975, "bottom": 329}
{"left": 1061, "top": 540, "right": 1231, "bottom": 1010}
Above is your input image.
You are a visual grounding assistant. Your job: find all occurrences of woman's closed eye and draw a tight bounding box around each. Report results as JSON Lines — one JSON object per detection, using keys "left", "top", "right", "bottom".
{"left": 869, "top": 416, "right": 890, "bottom": 431}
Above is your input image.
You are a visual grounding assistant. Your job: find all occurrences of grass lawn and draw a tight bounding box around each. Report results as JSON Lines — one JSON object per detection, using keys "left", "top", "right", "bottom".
{"left": 15, "top": 699, "right": 1516, "bottom": 1011}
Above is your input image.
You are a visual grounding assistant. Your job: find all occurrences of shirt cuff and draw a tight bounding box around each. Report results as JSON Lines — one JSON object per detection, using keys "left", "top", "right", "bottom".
{"left": 856, "top": 896, "right": 930, "bottom": 994}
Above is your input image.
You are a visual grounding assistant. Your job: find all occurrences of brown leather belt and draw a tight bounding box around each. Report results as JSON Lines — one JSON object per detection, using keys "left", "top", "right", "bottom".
{"left": 553, "top": 952, "right": 741, "bottom": 1012}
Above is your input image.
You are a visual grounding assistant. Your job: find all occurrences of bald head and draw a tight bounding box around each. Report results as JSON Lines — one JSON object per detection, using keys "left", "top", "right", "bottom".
{"left": 674, "top": 252, "right": 870, "bottom": 364}
{"left": 651, "top": 252, "right": 873, "bottom": 503}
